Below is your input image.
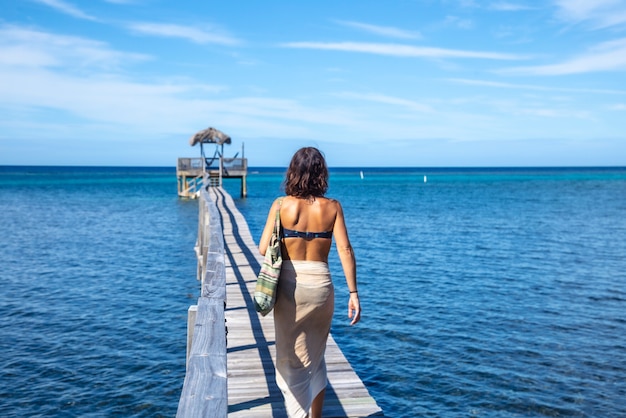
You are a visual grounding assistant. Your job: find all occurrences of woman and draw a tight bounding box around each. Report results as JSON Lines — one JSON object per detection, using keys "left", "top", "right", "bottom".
{"left": 259, "top": 147, "right": 361, "bottom": 418}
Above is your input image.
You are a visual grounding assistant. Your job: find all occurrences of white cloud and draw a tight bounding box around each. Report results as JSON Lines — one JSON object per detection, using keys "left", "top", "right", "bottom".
{"left": 555, "top": 0, "right": 619, "bottom": 19}
{"left": 334, "top": 92, "right": 432, "bottom": 112}
{"left": 334, "top": 20, "right": 422, "bottom": 39}
{"left": 554, "top": 0, "right": 626, "bottom": 28}
{"left": 515, "top": 106, "right": 592, "bottom": 119}
{"left": 127, "top": 22, "right": 241, "bottom": 45}
{"left": 0, "top": 25, "right": 150, "bottom": 70}
{"left": 498, "top": 37, "right": 626, "bottom": 75}
{"left": 32, "top": 0, "right": 97, "bottom": 21}
{"left": 490, "top": 2, "right": 534, "bottom": 11}
{"left": 0, "top": 64, "right": 351, "bottom": 142}
{"left": 447, "top": 78, "right": 626, "bottom": 95}
{"left": 0, "top": 27, "right": 356, "bottom": 144}
{"left": 609, "top": 103, "right": 626, "bottom": 110}
{"left": 0, "top": 25, "right": 223, "bottom": 136}
{"left": 281, "top": 41, "right": 526, "bottom": 60}
{"left": 0, "top": 68, "right": 228, "bottom": 131}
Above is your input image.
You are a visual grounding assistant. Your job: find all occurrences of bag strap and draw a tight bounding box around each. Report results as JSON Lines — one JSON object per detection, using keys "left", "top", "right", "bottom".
{"left": 274, "top": 198, "right": 283, "bottom": 236}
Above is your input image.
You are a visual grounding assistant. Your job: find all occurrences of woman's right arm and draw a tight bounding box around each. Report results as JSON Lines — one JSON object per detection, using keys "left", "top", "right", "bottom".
{"left": 259, "top": 198, "right": 281, "bottom": 255}
{"left": 333, "top": 201, "right": 361, "bottom": 325}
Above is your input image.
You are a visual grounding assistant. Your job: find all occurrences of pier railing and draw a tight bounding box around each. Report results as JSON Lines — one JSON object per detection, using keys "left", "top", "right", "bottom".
{"left": 177, "top": 157, "right": 248, "bottom": 198}
{"left": 177, "top": 157, "right": 248, "bottom": 175}
{"left": 177, "top": 188, "right": 227, "bottom": 417}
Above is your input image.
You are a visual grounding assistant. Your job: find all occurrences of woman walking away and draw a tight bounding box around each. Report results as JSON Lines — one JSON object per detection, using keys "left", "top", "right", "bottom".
{"left": 259, "top": 147, "right": 361, "bottom": 418}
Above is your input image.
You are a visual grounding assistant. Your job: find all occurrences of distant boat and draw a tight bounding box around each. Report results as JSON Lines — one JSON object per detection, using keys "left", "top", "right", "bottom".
{"left": 360, "top": 171, "right": 364, "bottom": 179}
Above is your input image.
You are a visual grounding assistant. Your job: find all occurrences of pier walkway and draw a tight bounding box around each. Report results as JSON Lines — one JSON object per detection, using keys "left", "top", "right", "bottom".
{"left": 211, "top": 187, "right": 383, "bottom": 417}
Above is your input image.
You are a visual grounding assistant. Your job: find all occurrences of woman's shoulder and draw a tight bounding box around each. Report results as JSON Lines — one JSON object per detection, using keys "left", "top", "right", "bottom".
{"left": 320, "top": 196, "right": 341, "bottom": 206}
{"left": 318, "top": 197, "right": 343, "bottom": 217}
{"left": 269, "top": 196, "right": 286, "bottom": 211}
{"left": 280, "top": 195, "right": 342, "bottom": 208}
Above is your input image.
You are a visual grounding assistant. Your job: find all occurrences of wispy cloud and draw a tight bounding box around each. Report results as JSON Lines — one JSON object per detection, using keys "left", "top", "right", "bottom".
{"left": 554, "top": 0, "right": 626, "bottom": 29}
{"left": 281, "top": 41, "right": 527, "bottom": 60}
{"left": 0, "top": 27, "right": 351, "bottom": 139}
{"left": 334, "top": 92, "right": 432, "bottom": 112}
{"left": 514, "top": 106, "right": 592, "bottom": 119}
{"left": 447, "top": 78, "right": 626, "bottom": 95}
{"left": 0, "top": 25, "right": 149, "bottom": 70}
{"left": 334, "top": 20, "right": 422, "bottom": 39}
{"left": 498, "top": 37, "right": 626, "bottom": 75}
{"left": 489, "top": 2, "right": 534, "bottom": 11}
{"left": 0, "top": 25, "right": 231, "bottom": 138}
{"left": 32, "top": 0, "right": 97, "bottom": 21}
{"left": 127, "top": 22, "right": 241, "bottom": 45}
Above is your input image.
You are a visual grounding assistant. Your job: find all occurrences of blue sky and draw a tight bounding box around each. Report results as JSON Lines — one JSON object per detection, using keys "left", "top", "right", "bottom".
{"left": 1, "top": 0, "right": 625, "bottom": 167}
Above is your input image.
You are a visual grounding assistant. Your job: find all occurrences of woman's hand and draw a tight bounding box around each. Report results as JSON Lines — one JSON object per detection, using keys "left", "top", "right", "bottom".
{"left": 348, "top": 293, "right": 361, "bottom": 325}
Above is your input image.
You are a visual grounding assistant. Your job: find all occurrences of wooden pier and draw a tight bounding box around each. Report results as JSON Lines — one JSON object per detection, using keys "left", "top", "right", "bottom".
{"left": 177, "top": 157, "right": 248, "bottom": 198}
{"left": 177, "top": 187, "right": 384, "bottom": 417}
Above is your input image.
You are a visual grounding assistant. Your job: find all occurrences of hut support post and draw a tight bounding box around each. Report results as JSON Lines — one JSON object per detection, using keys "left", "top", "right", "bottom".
{"left": 241, "top": 175, "right": 247, "bottom": 198}
{"left": 219, "top": 157, "right": 223, "bottom": 187}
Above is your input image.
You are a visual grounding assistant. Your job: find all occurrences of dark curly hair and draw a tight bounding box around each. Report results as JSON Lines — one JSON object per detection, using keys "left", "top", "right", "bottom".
{"left": 283, "top": 147, "right": 329, "bottom": 198}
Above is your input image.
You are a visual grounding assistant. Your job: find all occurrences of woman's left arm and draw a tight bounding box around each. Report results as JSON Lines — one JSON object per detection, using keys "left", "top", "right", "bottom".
{"left": 333, "top": 200, "right": 361, "bottom": 325}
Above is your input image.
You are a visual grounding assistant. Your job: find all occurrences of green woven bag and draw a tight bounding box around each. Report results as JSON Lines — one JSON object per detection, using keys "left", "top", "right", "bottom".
{"left": 254, "top": 200, "right": 282, "bottom": 316}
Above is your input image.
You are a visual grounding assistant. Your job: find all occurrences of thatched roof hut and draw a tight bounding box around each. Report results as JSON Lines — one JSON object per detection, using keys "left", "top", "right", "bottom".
{"left": 189, "top": 127, "right": 231, "bottom": 147}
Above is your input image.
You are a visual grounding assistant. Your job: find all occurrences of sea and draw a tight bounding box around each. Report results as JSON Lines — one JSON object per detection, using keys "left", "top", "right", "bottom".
{"left": 1, "top": 165, "right": 625, "bottom": 417}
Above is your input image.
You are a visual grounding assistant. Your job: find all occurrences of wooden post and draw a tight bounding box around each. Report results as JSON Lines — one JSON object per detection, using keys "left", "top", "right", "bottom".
{"left": 219, "top": 157, "right": 223, "bottom": 187}
{"left": 186, "top": 305, "right": 197, "bottom": 366}
{"left": 241, "top": 175, "right": 247, "bottom": 198}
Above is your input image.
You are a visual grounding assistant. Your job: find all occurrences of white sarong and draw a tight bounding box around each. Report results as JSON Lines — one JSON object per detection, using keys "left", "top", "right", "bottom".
{"left": 274, "top": 260, "right": 334, "bottom": 418}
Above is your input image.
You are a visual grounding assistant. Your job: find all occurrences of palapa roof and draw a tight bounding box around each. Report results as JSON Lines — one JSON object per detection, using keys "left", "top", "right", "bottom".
{"left": 189, "top": 127, "right": 231, "bottom": 146}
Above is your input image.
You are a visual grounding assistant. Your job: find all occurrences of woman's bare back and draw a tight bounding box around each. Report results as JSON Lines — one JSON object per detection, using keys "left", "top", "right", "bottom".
{"left": 279, "top": 196, "right": 338, "bottom": 262}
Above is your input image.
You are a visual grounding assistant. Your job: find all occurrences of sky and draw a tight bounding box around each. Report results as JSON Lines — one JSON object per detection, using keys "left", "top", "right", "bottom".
{"left": 1, "top": 0, "right": 625, "bottom": 167}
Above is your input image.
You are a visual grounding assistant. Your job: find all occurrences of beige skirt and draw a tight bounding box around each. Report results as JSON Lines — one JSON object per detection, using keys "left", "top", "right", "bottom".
{"left": 274, "top": 260, "right": 334, "bottom": 418}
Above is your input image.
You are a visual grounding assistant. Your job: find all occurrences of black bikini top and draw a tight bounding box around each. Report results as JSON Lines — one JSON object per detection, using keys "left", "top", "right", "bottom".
{"left": 282, "top": 227, "right": 332, "bottom": 239}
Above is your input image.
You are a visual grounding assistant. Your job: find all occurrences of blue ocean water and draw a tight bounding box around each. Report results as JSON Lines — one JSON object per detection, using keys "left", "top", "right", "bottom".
{"left": 2, "top": 166, "right": 626, "bottom": 417}
{"left": 0, "top": 167, "right": 199, "bottom": 417}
